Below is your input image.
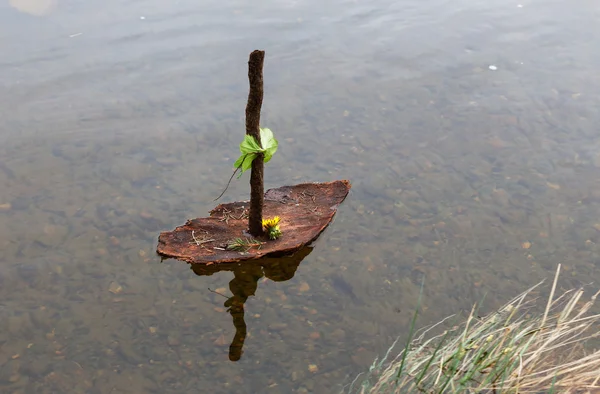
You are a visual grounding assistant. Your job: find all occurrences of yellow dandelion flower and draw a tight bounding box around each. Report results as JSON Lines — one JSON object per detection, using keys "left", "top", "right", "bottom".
{"left": 262, "top": 216, "right": 282, "bottom": 240}
{"left": 262, "top": 216, "right": 280, "bottom": 230}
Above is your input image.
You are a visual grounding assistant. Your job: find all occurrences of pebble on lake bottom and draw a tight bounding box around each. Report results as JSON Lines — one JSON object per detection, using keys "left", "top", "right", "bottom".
{"left": 108, "top": 282, "right": 123, "bottom": 294}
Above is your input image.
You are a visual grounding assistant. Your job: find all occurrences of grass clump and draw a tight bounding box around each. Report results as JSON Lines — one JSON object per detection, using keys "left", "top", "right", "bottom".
{"left": 348, "top": 264, "right": 600, "bottom": 393}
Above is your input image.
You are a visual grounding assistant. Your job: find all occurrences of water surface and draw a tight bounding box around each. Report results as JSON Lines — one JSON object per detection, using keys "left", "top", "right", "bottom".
{"left": 2, "top": 0, "right": 600, "bottom": 392}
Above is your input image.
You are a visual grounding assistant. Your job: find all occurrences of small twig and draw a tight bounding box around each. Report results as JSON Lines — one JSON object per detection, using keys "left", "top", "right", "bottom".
{"left": 213, "top": 163, "right": 244, "bottom": 201}
{"left": 208, "top": 288, "right": 229, "bottom": 298}
{"left": 218, "top": 208, "right": 248, "bottom": 224}
{"left": 219, "top": 208, "right": 232, "bottom": 224}
{"left": 299, "top": 191, "right": 316, "bottom": 203}
{"left": 231, "top": 209, "right": 249, "bottom": 221}
{"left": 306, "top": 206, "right": 321, "bottom": 216}
{"left": 190, "top": 230, "right": 215, "bottom": 246}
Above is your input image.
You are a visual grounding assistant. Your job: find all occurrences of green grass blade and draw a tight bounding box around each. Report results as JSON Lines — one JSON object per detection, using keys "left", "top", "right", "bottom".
{"left": 395, "top": 277, "right": 425, "bottom": 383}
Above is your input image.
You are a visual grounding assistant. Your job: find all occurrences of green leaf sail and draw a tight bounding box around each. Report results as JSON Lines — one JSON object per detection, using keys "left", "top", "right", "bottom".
{"left": 234, "top": 153, "right": 256, "bottom": 175}
{"left": 260, "top": 128, "right": 278, "bottom": 163}
{"left": 233, "top": 128, "right": 278, "bottom": 176}
{"left": 239, "top": 134, "right": 262, "bottom": 155}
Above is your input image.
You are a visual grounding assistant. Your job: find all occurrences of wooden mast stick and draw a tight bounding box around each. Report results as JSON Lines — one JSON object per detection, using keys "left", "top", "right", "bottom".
{"left": 245, "top": 50, "right": 265, "bottom": 236}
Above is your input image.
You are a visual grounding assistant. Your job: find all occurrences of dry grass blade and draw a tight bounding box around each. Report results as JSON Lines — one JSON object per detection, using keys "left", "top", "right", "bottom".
{"left": 348, "top": 265, "right": 600, "bottom": 394}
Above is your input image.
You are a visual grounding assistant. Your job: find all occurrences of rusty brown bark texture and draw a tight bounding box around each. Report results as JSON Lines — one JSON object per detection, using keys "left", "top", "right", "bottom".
{"left": 156, "top": 180, "right": 351, "bottom": 265}
{"left": 246, "top": 50, "right": 265, "bottom": 236}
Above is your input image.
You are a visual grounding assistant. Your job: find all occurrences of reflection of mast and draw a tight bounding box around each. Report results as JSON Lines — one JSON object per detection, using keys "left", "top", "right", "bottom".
{"left": 189, "top": 247, "right": 313, "bottom": 361}
{"left": 224, "top": 265, "right": 263, "bottom": 361}
{"left": 227, "top": 303, "right": 246, "bottom": 361}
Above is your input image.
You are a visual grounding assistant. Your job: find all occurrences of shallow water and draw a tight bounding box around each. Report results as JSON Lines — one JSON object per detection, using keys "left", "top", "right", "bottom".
{"left": 1, "top": 0, "right": 600, "bottom": 392}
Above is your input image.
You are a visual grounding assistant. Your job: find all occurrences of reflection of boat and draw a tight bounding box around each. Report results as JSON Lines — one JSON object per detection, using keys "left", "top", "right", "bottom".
{"left": 190, "top": 247, "right": 313, "bottom": 361}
